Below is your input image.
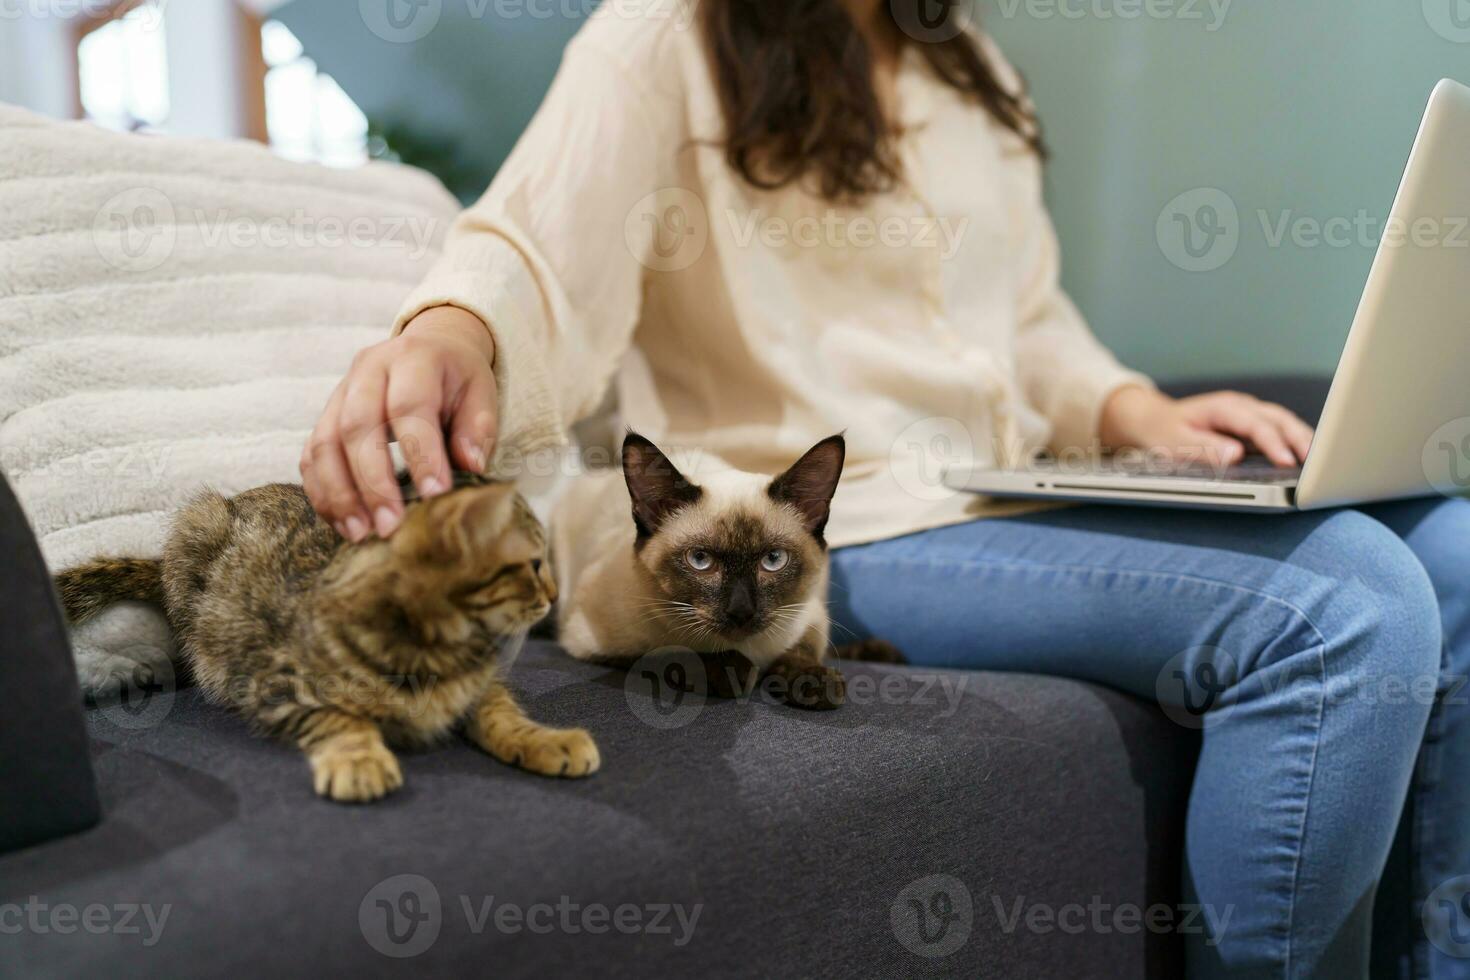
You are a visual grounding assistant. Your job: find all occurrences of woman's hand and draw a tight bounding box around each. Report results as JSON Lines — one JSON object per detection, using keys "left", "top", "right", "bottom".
{"left": 1099, "top": 386, "right": 1314, "bottom": 468}
{"left": 301, "top": 306, "right": 498, "bottom": 541}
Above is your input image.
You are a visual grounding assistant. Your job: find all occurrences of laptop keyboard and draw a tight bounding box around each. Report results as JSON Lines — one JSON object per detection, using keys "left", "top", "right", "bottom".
{"left": 1107, "top": 454, "right": 1301, "bottom": 484}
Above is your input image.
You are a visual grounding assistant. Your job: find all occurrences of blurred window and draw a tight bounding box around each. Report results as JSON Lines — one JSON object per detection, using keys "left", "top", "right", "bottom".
{"left": 261, "top": 19, "right": 368, "bottom": 167}
{"left": 77, "top": 4, "right": 169, "bottom": 132}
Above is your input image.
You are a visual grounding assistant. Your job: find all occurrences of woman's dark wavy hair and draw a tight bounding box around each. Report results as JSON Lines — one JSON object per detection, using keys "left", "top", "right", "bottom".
{"left": 701, "top": 1, "right": 1047, "bottom": 202}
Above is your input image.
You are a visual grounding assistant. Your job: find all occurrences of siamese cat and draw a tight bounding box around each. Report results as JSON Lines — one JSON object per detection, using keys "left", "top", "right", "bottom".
{"left": 553, "top": 433, "right": 890, "bottom": 710}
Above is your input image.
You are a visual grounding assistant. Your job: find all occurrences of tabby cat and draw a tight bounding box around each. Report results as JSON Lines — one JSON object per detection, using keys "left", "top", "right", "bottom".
{"left": 55, "top": 473, "right": 598, "bottom": 803}
{"left": 553, "top": 433, "right": 891, "bottom": 709}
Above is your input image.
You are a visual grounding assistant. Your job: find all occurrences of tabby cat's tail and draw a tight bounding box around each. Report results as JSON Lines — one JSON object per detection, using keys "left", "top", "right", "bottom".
{"left": 53, "top": 558, "right": 164, "bottom": 625}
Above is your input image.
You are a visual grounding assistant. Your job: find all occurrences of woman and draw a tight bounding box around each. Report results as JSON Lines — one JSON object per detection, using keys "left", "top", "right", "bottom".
{"left": 300, "top": 1, "right": 1467, "bottom": 976}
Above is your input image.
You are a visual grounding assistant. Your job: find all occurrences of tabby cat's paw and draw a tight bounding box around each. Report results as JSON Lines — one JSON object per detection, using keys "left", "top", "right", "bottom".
{"left": 311, "top": 743, "right": 404, "bottom": 803}
{"left": 498, "top": 726, "right": 601, "bottom": 778}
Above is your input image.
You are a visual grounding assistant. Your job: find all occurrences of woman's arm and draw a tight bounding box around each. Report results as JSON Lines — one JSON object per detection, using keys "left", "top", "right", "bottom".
{"left": 977, "top": 33, "right": 1312, "bottom": 468}
{"left": 1007, "top": 148, "right": 1312, "bottom": 467}
{"left": 302, "top": 29, "right": 687, "bottom": 538}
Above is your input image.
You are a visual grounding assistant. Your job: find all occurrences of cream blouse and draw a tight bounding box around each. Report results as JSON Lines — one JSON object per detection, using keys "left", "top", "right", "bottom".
{"left": 393, "top": 0, "right": 1153, "bottom": 548}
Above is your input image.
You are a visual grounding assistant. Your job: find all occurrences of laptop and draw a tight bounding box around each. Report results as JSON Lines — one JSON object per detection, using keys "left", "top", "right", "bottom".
{"left": 949, "top": 78, "right": 1470, "bottom": 514}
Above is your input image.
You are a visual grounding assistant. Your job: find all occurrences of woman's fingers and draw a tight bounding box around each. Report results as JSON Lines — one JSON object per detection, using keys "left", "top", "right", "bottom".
{"left": 1259, "top": 403, "right": 1316, "bottom": 462}
{"left": 337, "top": 353, "right": 403, "bottom": 538}
{"left": 1245, "top": 419, "right": 1297, "bottom": 468}
{"left": 385, "top": 351, "right": 451, "bottom": 499}
{"left": 301, "top": 383, "right": 374, "bottom": 542}
{"left": 447, "top": 368, "right": 499, "bottom": 474}
{"left": 304, "top": 311, "right": 500, "bottom": 536}
{"left": 1182, "top": 427, "right": 1246, "bottom": 467}
{"left": 1196, "top": 395, "right": 1300, "bottom": 467}
{"left": 310, "top": 433, "right": 371, "bottom": 542}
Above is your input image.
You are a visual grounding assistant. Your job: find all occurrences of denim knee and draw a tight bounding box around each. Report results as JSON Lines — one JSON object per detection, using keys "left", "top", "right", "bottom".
{"left": 1303, "top": 511, "right": 1442, "bottom": 727}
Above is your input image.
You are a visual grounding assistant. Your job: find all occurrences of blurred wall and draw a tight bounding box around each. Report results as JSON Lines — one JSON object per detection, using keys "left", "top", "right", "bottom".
{"left": 0, "top": 16, "right": 74, "bottom": 118}
{"left": 271, "top": 1, "right": 1470, "bottom": 379}
{"left": 981, "top": 0, "right": 1470, "bottom": 379}
{"left": 275, "top": 0, "right": 582, "bottom": 198}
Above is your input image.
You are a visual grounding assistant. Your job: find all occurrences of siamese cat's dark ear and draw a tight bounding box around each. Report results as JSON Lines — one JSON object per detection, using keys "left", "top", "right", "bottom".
{"left": 622, "top": 433, "right": 701, "bottom": 538}
{"left": 768, "top": 435, "right": 845, "bottom": 544}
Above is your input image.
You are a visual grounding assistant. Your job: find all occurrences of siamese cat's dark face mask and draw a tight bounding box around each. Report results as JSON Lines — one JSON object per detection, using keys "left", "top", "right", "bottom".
{"left": 621, "top": 433, "right": 846, "bottom": 641}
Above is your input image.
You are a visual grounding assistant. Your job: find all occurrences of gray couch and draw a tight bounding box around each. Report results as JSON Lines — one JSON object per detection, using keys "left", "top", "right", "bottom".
{"left": 0, "top": 378, "right": 1331, "bottom": 978}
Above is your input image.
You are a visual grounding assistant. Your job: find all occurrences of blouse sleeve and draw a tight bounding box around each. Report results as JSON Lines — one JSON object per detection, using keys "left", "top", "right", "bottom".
{"left": 975, "top": 34, "right": 1156, "bottom": 453}
{"left": 392, "top": 36, "right": 685, "bottom": 467}
{"left": 1010, "top": 188, "right": 1155, "bottom": 453}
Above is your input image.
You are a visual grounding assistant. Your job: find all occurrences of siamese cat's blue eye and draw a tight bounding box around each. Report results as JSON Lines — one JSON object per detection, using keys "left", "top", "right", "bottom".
{"left": 761, "top": 548, "right": 790, "bottom": 572}
{"left": 685, "top": 548, "right": 715, "bottom": 571}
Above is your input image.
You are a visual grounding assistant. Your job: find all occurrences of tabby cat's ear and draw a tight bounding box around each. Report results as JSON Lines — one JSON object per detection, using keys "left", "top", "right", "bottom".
{"left": 622, "top": 433, "right": 701, "bottom": 539}
{"left": 768, "top": 435, "right": 845, "bottom": 544}
{"left": 448, "top": 482, "right": 516, "bottom": 555}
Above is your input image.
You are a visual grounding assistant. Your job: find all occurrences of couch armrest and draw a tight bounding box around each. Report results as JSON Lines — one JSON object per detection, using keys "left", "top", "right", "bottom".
{"left": 0, "top": 471, "right": 100, "bottom": 853}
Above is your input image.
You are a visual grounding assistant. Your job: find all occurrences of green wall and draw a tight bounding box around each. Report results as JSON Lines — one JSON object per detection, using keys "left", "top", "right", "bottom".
{"left": 981, "top": 0, "right": 1470, "bottom": 379}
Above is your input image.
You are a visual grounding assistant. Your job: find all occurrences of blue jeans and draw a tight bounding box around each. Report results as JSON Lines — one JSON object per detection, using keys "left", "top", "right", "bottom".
{"left": 829, "top": 498, "right": 1470, "bottom": 979}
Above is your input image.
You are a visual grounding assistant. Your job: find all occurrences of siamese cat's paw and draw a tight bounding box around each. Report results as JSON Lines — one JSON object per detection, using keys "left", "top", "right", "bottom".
{"left": 767, "top": 657, "right": 846, "bottom": 711}
{"left": 835, "top": 638, "right": 907, "bottom": 664}
{"left": 698, "top": 650, "right": 758, "bottom": 698}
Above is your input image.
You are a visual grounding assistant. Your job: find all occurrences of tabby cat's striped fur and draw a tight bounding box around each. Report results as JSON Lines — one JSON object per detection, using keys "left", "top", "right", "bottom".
{"left": 55, "top": 474, "right": 598, "bottom": 803}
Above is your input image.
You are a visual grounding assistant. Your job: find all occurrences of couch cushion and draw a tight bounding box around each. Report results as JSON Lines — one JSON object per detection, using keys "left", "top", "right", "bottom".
{"left": 0, "top": 643, "right": 1195, "bottom": 978}
{"left": 0, "top": 103, "right": 458, "bottom": 697}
